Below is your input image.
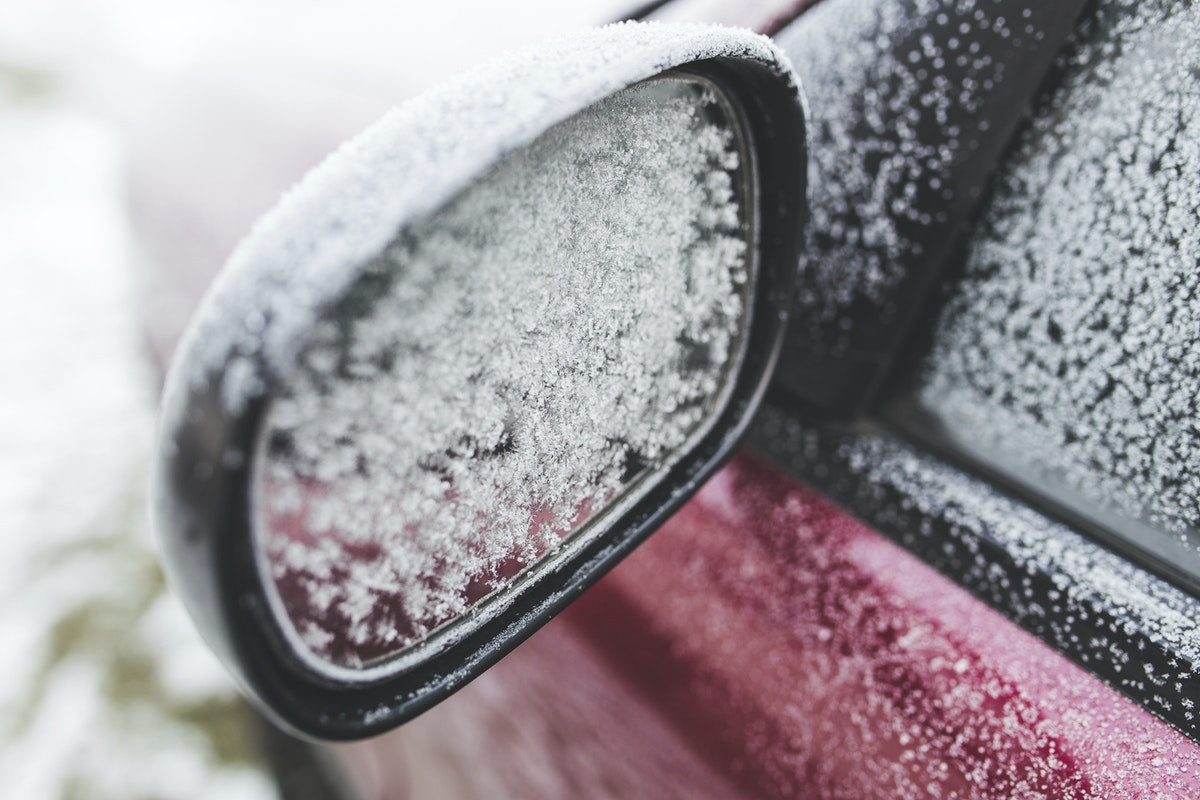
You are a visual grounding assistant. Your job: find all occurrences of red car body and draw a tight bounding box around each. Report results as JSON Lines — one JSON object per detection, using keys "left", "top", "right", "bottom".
{"left": 341, "top": 455, "right": 1198, "bottom": 798}
{"left": 133, "top": 0, "right": 1200, "bottom": 797}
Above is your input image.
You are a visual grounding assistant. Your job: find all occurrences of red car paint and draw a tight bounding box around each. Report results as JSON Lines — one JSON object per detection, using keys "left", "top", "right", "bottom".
{"left": 341, "top": 455, "right": 1200, "bottom": 798}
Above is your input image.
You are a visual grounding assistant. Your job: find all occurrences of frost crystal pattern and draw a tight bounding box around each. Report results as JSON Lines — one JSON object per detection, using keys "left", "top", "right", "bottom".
{"left": 253, "top": 79, "right": 749, "bottom": 669}
{"left": 776, "top": 0, "right": 1014, "bottom": 322}
{"left": 918, "top": 0, "right": 1200, "bottom": 562}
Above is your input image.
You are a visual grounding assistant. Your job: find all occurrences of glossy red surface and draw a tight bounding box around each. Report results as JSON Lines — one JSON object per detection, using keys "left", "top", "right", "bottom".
{"left": 344, "top": 454, "right": 1200, "bottom": 799}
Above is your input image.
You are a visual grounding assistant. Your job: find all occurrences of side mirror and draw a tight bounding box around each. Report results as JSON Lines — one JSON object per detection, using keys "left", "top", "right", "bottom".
{"left": 154, "top": 22, "right": 806, "bottom": 739}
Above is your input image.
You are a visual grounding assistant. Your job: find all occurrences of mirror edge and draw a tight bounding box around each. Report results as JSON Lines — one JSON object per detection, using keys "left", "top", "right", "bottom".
{"left": 152, "top": 23, "right": 808, "bottom": 740}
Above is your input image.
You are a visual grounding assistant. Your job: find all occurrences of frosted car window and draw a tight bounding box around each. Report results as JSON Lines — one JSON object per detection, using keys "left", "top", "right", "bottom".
{"left": 767, "top": 0, "right": 1087, "bottom": 413}
{"left": 252, "top": 77, "right": 752, "bottom": 671}
{"left": 915, "top": 0, "right": 1200, "bottom": 583}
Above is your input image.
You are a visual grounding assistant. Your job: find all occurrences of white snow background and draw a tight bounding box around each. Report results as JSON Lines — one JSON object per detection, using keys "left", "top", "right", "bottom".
{"left": 0, "top": 0, "right": 629, "bottom": 796}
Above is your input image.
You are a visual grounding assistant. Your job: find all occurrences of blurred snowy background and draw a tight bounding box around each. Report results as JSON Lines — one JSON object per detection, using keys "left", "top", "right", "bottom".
{"left": 0, "top": 1, "right": 627, "bottom": 796}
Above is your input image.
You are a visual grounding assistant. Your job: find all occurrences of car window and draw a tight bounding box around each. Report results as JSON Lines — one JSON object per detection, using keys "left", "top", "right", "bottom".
{"left": 764, "top": 0, "right": 1200, "bottom": 742}
{"left": 907, "top": 0, "right": 1200, "bottom": 587}
{"left": 772, "top": 0, "right": 1086, "bottom": 413}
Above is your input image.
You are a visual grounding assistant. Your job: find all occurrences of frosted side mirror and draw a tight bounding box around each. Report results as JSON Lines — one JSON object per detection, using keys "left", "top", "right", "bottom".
{"left": 154, "top": 22, "right": 805, "bottom": 739}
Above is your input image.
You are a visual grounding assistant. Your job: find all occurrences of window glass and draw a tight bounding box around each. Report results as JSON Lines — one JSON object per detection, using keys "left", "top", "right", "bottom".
{"left": 915, "top": 0, "right": 1200, "bottom": 580}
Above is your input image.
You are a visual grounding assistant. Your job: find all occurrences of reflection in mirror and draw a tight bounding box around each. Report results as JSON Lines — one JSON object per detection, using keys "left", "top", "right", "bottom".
{"left": 253, "top": 76, "right": 754, "bottom": 672}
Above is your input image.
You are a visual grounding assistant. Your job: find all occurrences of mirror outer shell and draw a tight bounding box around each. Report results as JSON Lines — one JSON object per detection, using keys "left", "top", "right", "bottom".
{"left": 153, "top": 21, "right": 808, "bottom": 740}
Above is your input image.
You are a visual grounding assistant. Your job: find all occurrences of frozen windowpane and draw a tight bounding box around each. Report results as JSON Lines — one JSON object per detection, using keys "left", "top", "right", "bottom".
{"left": 917, "top": 0, "right": 1200, "bottom": 577}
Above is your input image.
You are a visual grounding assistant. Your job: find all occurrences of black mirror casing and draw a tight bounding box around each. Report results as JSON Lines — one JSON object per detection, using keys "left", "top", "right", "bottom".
{"left": 153, "top": 22, "right": 807, "bottom": 740}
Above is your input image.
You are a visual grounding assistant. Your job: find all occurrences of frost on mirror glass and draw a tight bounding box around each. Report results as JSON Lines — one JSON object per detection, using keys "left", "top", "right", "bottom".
{"left": 252, "top": 77, "right": 751, "bottom": 670}
{"left": 918, "top": 0, "right": 1200, "bottom": 570}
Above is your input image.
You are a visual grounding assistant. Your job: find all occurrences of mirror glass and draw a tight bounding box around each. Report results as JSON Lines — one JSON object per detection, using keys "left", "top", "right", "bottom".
{"left": 252, "top": 75, "right": 754, "bottom": 672}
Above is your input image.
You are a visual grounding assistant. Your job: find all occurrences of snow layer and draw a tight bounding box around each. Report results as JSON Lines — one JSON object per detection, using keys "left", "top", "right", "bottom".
{"left": 153, "top": 21, "right": 797, "bottom": 676}
{"left": 918, "top": 0, "right": 1200, "bottom": 554}
{"left": 775, "top": 0, "right": 1014, "bottom": 321}
{"left": 256, "top": 77, "right": 750, "bottom": 669}
{"left": 158, "top": 22, "right": 790, "bottom": 416}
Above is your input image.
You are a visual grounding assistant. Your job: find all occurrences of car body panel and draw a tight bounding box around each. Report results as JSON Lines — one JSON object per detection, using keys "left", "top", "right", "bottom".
{"left": 343, "top": 454, "right": 1200, "bottom": 799}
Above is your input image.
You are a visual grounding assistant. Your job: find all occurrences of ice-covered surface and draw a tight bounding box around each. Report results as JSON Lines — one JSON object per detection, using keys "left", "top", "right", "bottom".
{"left": 833, "top": 433, "right": 1200, "bottom": 719}
{"left": 257, "top": 78, "right": 750, "bottom": 668}
{"left": 372, "top": 451, "right": 1200, "bottom": 798}
{"left": 152, "top": 20, "right": 795, "bottom": 675}
{"left": 698, "top": 452, "right": 1200, "bottom": 798}
{"left": 158, "top": 22, "right": 790, "bottom": 417}
{"left": 775, "top": 0, "right": 1012, "bottom": 321}
{"left": 918, "top": 0, "right": 1200, "bottom": 555}
{"left": 749, "top": 404, "right": 1200, "bottom": 739}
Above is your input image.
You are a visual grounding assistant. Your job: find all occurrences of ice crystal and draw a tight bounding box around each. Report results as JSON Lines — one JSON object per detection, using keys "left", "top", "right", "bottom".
{"left": 153, "top": 21, "right": 798, "bottom": 676}
{"left": 157, "top": 23, "right": 791, "bottom": 411}
{"left": 254, "top": 78, "right": 749, "bottom": 670}
{"left": 775, "top": 0, "right": 1009, "bottom": 318}
{"left": 918, "top": 0, "right": 1200, "bottom": 556}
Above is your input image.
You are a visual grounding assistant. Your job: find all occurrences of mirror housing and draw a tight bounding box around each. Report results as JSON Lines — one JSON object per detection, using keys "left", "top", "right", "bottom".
{"left": 154, "top": 22, "right": 806, "bottom": 740}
